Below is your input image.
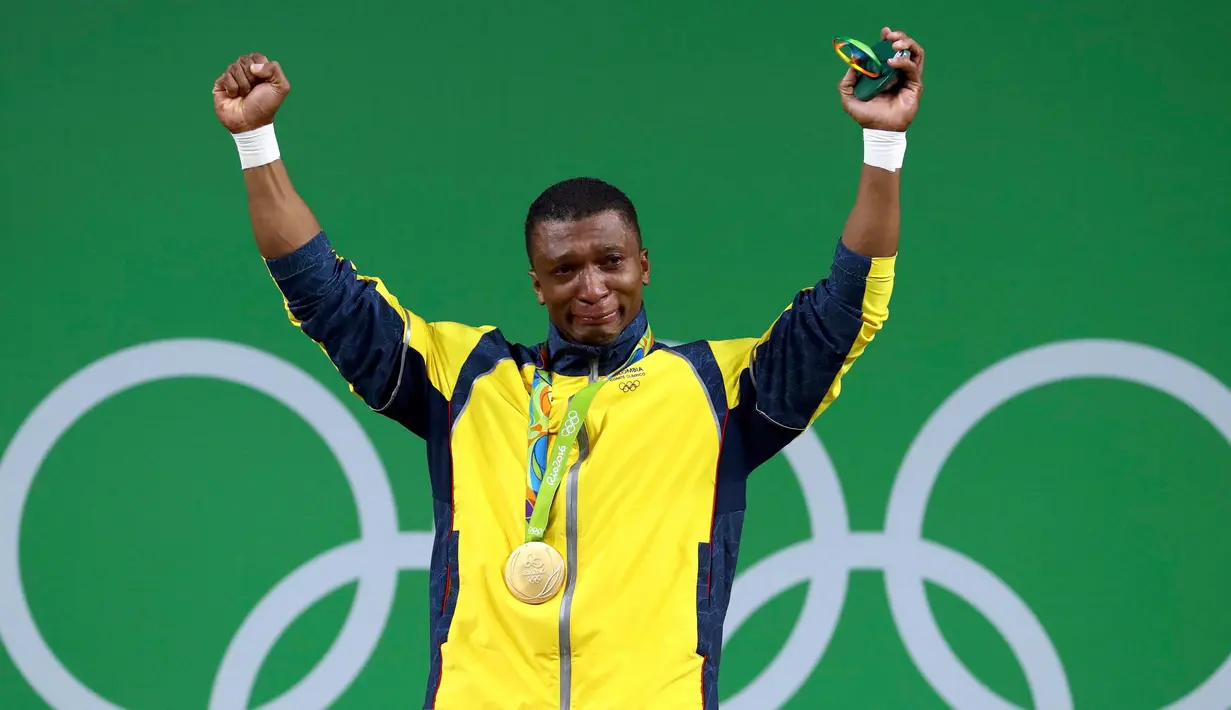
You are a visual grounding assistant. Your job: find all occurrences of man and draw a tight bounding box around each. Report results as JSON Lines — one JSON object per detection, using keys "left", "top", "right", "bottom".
{"left": 212, "top": 25, "right": 923, "bottom": 710}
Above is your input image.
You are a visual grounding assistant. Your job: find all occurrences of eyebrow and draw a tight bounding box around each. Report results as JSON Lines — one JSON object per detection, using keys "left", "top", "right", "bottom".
{"left": 544, "top": 243, "right": 626, "bottom": 263}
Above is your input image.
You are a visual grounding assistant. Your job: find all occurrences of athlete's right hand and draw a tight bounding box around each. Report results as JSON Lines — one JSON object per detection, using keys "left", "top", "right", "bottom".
{"left": 213, "top": 53, "right": 290, "bottom": 134}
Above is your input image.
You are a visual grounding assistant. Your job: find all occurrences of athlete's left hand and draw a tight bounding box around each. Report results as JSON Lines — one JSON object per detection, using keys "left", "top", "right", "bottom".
{"left": 839, "top": 26, "right": 925, "bottom": 132}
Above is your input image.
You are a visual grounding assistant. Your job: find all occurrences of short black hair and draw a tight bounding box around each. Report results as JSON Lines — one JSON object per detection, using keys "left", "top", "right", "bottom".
{"left": 524, "top": 177, "right": 641, "bottom": 263}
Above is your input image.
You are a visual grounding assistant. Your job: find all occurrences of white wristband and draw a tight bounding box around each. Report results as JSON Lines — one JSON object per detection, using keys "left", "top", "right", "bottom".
{"left": 232, "top": 123, "right": 280, "bottom": 170}
{"left": 863, "top": 128, "right": 906, "bottom": 172}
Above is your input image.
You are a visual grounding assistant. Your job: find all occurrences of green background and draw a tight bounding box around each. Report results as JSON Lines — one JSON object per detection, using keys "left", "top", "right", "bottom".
{"left": 3, "top": 1, "right": 1230, "bottom": 708}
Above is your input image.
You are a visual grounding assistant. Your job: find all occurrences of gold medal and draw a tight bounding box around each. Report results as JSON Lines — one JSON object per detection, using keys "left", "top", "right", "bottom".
{"left": 503, "top": 541, "right": 566, "bottom": 604}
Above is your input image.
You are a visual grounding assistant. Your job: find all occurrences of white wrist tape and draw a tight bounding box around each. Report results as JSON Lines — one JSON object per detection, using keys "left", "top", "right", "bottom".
{"left": 232, "top": 123, "right": 280, "bottom": 170}
{"left": 863, "top": 128, "right": 906, "bottom": 172}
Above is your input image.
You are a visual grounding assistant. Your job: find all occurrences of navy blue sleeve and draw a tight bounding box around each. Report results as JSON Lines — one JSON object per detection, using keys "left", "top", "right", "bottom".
{"left": 265, "top": 231, "right": 432, "bottom": 434}
{"left": 742, "top": 239, "right": 895, "bottom": 432}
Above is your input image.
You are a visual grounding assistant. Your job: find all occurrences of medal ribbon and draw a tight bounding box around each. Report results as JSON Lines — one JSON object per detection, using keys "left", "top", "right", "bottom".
{"left": 523, "top": 325, "right": 653, "bottom": 544}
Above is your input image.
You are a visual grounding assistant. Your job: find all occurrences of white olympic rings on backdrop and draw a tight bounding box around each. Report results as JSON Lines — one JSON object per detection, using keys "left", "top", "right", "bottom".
{"left": 1, "top": 337, "right": 1230, "bottom": 709}
{"left": 721, "top": 338, "right": 1231, "bottom": 710}
{"left": 0, "top": 339, "right": 432, "bottom": 710}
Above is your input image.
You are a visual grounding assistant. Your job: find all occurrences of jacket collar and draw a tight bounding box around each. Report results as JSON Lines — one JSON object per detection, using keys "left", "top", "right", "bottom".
{"left": 541, "top": 306, "right": 649, "bottom": 378}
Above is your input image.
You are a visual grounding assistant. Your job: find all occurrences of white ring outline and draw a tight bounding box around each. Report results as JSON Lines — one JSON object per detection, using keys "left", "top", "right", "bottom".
{"left": 2, "top": 337, "right": 1229, "bottom": 709}
{"left": 720, "top": 337, "right": 1231, "bottom": 710}
{"left": 0, "top": 339, "right": 431, "bottom": 710}
{"left": 884, "top": 338, "right": 1231, "bottom": 710}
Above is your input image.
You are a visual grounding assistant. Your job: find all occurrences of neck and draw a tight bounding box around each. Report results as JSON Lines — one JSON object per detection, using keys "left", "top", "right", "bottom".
{"left": 544, "top": 306, "right": 649, "bottom": 377}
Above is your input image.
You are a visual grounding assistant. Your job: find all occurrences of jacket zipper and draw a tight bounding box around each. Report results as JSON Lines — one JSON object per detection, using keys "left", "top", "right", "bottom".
{"left": 558, "top": 358, "right": 598, "bottom": 710}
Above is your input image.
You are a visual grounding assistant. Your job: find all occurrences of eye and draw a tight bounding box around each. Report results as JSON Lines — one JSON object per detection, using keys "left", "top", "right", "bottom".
{"left": 604, "top": 254, "right": 624, "bottom": 268}
{"left": 553, "top": 265, "right": 574, "bottom": 277}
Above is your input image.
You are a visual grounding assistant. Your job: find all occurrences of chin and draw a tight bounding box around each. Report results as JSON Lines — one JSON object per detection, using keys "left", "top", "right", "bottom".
{"left": 570, "top": 327, "right": 620, "bottom": 346}
{"left": 566, "top": 317, "right": 624, "bottom": 345}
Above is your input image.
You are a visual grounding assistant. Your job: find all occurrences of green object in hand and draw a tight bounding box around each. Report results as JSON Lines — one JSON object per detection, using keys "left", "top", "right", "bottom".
{"left": 832, "top": 36, "right": 909, "bottom": 101}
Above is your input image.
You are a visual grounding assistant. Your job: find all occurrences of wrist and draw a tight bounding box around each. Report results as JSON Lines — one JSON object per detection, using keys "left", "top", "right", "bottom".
{"left": 232, "top": 123, "right": 280, "bottom": 170}
{"left": 863, "top": 128, "right": 906, "bottom": 172}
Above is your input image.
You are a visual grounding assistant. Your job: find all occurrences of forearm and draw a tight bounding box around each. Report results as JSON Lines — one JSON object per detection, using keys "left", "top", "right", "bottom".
{"left": 840, "top": 163, "right": 900, "bottom": 258}
{"left": 244, "top": 159, "right": 322, "bottom": 259}
{"left": 758, "top": 136, "right": 902, "bottom": 426}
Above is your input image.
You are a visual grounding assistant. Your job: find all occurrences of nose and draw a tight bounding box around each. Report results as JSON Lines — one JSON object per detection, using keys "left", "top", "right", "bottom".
{"left": 577, "top": 266, "right": 610, "bottom": 304}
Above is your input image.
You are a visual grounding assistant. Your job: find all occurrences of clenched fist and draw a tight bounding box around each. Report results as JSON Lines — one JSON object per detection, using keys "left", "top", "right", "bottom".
{"left": 838, "top": 27, "right": 924, "bottom": 132}
{"left": 213, "top": 53, "right": 290, "bottom": 134}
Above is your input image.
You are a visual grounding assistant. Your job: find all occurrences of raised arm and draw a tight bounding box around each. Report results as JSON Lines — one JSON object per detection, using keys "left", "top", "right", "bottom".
{"left": 837, "top": 26, "right": 925, "bottom": 260}
{"left": 718, "top": 27, "right": 924, "bottom": 458}
{"left": 212, "top": 53, "right": 482, "bottom": 438}
{"left": 212, "top": 54, "right": 319, "bottom": 259}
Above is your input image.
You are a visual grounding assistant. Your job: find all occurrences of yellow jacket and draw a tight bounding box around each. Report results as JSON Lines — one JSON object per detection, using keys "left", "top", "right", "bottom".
{"left": 265, "top": 232, "right": 894, "bottom": 709}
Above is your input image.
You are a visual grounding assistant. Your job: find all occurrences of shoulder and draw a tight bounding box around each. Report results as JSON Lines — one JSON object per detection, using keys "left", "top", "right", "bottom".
{"left": 651, "top": 337, "right": 760, "bottom": 412}
{"left": 408, "top": 320, "right": 536, "bottom": 397}
{"left": 425, "top": 323, "right": 539, "bottom": 369}
{"left": 654, "top": 337, "right": 758, "bottom": 376}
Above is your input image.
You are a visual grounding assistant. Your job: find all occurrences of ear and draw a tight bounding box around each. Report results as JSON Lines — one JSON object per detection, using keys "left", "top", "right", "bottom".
{"left": 529, "top": 268, "right": 545, "bottom": 306}
{"left": 640, "top": 248, "right": 651, "bottom": 286}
